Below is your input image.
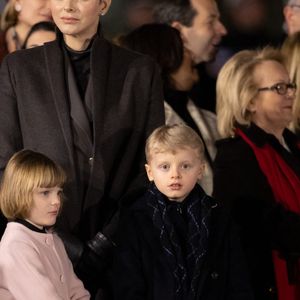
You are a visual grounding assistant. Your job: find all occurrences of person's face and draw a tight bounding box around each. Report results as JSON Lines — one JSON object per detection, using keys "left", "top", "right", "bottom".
{"left": 284, "top": 2, "right": 300, "bottom": 35}
{"left": 25, "top": 30, "right": 56, "bottom": 48}
{"left": 16, "top": 0, "right": 52, "bottom": 27}
{"left": 26, "top": 186, "right": 62, "bottom": 229}
{"left": 173, "top": 0, "right": 227, "bottom": 64}
{"left": 249, "top": 60, "right": 295, "bottom": 134}
{"left": 171, "top": 49, "right": 199, "bottom": 91}
{"left": 145, "top": 147, "right": 204, "bottom": 202}
{"left": 50, "top": 0, "right": 110, "bottom": 40}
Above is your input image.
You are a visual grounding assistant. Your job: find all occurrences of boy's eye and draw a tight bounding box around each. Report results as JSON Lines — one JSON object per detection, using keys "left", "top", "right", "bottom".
{"left": 159, "top": 164, "right": 170, "bottom": 170}
{"left": 181, "top": 163, "right": 191, "bottom": 169}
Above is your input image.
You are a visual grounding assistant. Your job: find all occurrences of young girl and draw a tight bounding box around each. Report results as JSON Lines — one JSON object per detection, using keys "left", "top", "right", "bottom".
{"left": 0, "top": 149, "right": 90, "bottom": 300}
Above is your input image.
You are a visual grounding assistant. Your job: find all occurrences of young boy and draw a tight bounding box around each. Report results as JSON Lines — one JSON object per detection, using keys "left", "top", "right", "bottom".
{"left": 113, "top": 124, "right": 253, "bottom": 300}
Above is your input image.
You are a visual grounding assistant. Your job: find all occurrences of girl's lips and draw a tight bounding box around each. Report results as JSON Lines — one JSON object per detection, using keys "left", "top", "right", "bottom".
{"left": 48, "top": 211, "right": 58, "bottom": 215}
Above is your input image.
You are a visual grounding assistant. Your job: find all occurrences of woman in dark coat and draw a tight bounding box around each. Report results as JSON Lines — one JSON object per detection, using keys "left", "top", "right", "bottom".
{"left": 0, "top": 0, "right": 164, "bottom": 297}
{"left": 213, "top": 48, "right": 300, "bottom": 300}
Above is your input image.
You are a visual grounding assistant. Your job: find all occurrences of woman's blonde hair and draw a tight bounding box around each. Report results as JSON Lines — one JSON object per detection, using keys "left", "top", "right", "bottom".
{"left": 216, "top": 47, "right": 284, "bottom": 138}
{"left": 145, "top": 124, "right": 204, "bottom": 162}
{"left": 0, "top": 149, "right": 66, "bottom": 220}
{"left": 0, "top": 0, "right": 19, "bottom": 31}
{"left": 281, "top": 32, "right": 300, "bottom": 132}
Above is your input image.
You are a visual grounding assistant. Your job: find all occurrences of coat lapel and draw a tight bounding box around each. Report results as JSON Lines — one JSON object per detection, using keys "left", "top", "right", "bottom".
{"left": 83, "top": 36, "right": 111, "bottom": 210}
{"left": 43, "top": 41, "right": 75, "bottom": 166}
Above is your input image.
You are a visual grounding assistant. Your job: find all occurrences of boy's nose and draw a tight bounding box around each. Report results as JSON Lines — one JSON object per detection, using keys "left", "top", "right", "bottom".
{"left": 171, "top": 168, "right": 181, "bottom": 179}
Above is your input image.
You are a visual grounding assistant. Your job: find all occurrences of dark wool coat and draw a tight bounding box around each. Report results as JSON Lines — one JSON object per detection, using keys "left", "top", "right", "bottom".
{"left": 112, "top": 185, "right": 254, "bottom": 300}
{"left": 0, "top": 30, "right": 9, "bottom": 65}
{"left": 213, "top": 124, "right": 300, "bottom": 300}
{"left": 0, "top": 31, "right": 164, "bottom": 240}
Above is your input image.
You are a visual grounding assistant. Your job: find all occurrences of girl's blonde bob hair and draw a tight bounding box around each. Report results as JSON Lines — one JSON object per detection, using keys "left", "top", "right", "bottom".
{"left": 216, "top": 47, "right": 284, "bottom": 138}
{"left": 281, "top": 32, "right": 300, "bottom": 132}
{"left": 145, "top": 123, "right": 204, "bottom": 162}
{"left": 0, "top": 149, "right": 66, "bottom": 220}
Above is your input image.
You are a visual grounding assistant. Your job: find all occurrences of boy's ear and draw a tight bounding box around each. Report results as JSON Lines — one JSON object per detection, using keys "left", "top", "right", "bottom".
{"left": 197, "top": 162, "right": 205, "bottom": 181}
{"left": 145, "top": 164, "right": 154, "bottom": 181}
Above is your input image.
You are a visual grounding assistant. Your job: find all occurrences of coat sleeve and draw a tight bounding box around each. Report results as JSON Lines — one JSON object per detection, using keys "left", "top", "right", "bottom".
{"left": 0, "top": 241, "right": 65, "bottom": 300}
{"left": 225, "top": 218, "right": 255, "bottom": 300}
{"left": 112, "top": 212, "right": 147, "bottom": 300}
{"left": 120, "top": 58, "right": 165, "bottom": 205}
{"left": 143, "top": 60, "right": 165, "bottom": 137}
{"left": 0, "top": 56, "right": 23, "bottom": 176}
{"left": 0, "top": 56, "right": 23, "bottom": 236}
{"left": 54, "top": 237, "right": 91, "bottom": 300}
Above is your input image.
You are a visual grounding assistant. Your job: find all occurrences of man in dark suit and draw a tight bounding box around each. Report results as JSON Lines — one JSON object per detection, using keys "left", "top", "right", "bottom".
{"left": 0, "top": 0, "right": 164, "bottom": 297}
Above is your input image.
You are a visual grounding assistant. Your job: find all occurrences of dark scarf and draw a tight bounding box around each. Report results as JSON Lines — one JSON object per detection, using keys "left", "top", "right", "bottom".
{"left": 147, "top": 183, "right": 212, "bottom": 300}
{"left": 236, "top": 125, "right": 300, "bottom": 300}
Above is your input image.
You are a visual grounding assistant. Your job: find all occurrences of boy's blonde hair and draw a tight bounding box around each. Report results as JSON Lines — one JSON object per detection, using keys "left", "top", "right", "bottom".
{"left": 0, "top": 150, "right": 66, "bottom": 220}
{"left": 145, "top": 124, "right": 204, "bottom": 162}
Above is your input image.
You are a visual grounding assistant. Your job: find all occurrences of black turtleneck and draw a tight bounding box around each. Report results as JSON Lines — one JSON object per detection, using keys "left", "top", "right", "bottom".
{"left": 15, "top": 219, "right": 46, "bottom": 233}
{"left": 64, "top": 40, "right": 93, "bottom": 99}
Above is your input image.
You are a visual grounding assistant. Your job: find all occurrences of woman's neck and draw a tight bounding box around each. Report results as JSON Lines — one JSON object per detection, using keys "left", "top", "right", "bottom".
{"left": 63, "top": 31, "right": 97, "bottom": 52}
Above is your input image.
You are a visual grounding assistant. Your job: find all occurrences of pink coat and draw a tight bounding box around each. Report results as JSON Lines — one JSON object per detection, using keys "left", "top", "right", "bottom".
{"left": 0, "top": 222, "right": 90, "bottom": 300}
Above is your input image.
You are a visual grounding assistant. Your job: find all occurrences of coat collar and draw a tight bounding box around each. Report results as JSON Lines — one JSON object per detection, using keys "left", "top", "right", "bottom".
{"left": 237, "top": 123, "right": 300, "bottom": 151}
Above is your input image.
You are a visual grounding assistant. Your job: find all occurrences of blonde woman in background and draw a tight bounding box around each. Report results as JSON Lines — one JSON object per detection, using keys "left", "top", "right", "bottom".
{"left": 282, "top": 32, "right": 300, "bottom": 137}
{"left": 0, "top": 0, "right": 52, "bottom": 63}
{"left": 213, "top": 48, "right": 300, "bottom": 300}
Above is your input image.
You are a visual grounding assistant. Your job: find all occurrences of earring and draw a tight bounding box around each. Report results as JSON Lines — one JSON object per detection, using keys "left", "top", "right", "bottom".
{"left": 15, "top": 3, "right": 22, "bottom": 12}
{"left": 99, "top": 11, "right": 105, "bottom": 16}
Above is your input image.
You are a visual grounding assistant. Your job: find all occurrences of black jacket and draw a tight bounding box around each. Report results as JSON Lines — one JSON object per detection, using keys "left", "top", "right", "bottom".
{"left": 0, "top": 30, "right": 164, "bottom": 239}
{"left": 213, "top": 124, "right": 300, "bottom": 300}
{"left": 112, "top": 184, "right": 254, "bottom": 300}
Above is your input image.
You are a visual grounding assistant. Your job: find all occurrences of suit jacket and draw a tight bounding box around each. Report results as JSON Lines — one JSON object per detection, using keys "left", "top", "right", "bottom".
{"left": 112, "top": 184, "right": 254, "bottom": 300}
{"left": 0, "top": 222, "right": 90, "bottom": 300}
{"left": 213, "top": 124, "right": 300, "bottom": 300}
{"left": 0, "top": 33, "right": 164, "bottom": 240}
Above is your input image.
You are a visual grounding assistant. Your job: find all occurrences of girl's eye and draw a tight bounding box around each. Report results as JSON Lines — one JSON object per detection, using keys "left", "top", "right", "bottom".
{"left": 42, "top": 191, "right": 50, "bottom": 196}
